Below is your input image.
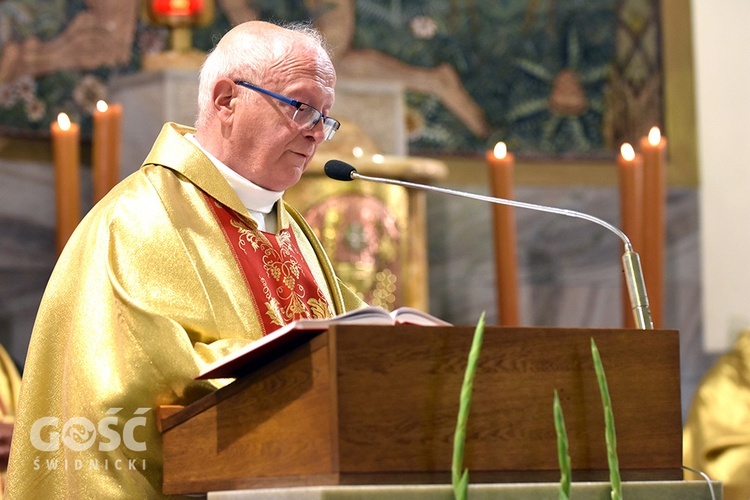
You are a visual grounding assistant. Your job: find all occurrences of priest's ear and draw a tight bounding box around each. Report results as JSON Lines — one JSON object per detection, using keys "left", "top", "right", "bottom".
{"left": 212, "top": 78, "right": 238, "bottom": 126}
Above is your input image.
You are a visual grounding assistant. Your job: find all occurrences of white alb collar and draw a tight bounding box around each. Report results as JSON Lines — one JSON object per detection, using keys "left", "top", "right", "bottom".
{"left": 185, "top": 133, "right": 283, "bottom": 214}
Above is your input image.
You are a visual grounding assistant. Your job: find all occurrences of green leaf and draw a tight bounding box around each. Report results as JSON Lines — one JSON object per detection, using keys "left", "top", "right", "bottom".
{"left": 454, "top": 469, "right": 469, "bottom": 500}
{"left": 554, "top": 390, "right": 571, "bottom": 500}
{"left": 591, "top": 338, "right": 622, "bottom": 500}
{"left": 452, "top": 312, "right": 486, "bottom": 500}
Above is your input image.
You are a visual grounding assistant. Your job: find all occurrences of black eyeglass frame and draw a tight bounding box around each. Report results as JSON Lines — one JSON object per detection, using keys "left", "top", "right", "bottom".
{"left": 234, "top": 80, "right": 340, "bottom": 141}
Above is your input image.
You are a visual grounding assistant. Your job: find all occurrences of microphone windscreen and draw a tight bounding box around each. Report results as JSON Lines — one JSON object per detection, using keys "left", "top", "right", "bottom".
{"left": 324, "top": 160, "right": 356, "bottom": 181}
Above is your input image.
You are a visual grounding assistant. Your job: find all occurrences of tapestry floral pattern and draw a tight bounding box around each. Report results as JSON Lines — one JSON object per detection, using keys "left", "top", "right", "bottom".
{"left": 0, "top": 0, "right": 661, "bottom": 158}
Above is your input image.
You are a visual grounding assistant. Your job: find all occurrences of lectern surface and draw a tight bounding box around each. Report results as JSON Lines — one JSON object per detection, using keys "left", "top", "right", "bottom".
{"left": 207, "top": 481, "right": 721, "bottom": 500}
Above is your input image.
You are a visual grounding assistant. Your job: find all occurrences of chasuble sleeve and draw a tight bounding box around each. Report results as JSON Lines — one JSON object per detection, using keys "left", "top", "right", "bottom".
{"left": 6, "top": 169, "right": 265, "bottom": 499}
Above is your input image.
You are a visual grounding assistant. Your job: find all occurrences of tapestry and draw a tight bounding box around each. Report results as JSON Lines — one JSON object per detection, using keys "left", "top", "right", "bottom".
{"left": 0, "top": 0, "right": 662, "bottom": 158}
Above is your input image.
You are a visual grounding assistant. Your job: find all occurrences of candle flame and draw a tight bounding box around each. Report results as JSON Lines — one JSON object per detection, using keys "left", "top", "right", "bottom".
{"left": 493, "top": 141, "right": 508, "bottom": 160}
{"left": 648, "top": 126, "right": 661, "bottom": 146}
{"left": 57, "top": 113, "right": 71, "bottom": 131}
{"left": 352, "top": 146, "right": 364, "bottom": 158}
{"left": 620, "top": 142, "right": 636, "bottom": 161}
{"left": 372, "top": 154, "right": 385, "bottom": 164}
{"left": 96, "top": 100, "right": 109, "bottom": 113}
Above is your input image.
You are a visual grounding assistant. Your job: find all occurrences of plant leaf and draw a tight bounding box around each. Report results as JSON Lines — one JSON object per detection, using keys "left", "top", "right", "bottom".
{"left": 591, "top": 338, "right": 622, "bottom": 500}
{"left": 452, "top": 312, "right": 486, "bottom": 500}
{"left": 454, "top": 469, "right": 469, "bottom": 500}
{"left": 554, "top": 390, "right": 572, "bottom": 500}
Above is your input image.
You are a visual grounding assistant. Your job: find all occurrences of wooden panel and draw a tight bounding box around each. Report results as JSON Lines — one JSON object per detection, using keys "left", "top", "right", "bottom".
{"left": 161, "top": 326, "right": 682, "bottom": 494}
{"left": 332, "top": 326, "right": 682, "bottom": 482}
{"left": 161, "top": 334, "right": 338, "bottom": 495}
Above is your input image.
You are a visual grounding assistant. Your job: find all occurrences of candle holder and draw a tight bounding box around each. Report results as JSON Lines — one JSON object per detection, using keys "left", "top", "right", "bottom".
{"left": 141, "top": 0, "right": 215, "bottom": 71}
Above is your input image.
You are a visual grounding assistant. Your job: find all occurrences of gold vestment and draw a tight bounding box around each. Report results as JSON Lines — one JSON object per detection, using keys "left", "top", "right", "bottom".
{"left": 683, "top": 330, "right": 750, "bottom": 500}
{"left": 0, "top": 344, "right": 21, "bottom": 499}
{"left": 6, "top": 123, "right": 364, "bottom": 499}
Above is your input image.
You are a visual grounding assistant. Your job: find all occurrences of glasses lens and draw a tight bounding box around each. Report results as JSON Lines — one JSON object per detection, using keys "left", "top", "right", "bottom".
{"left": 292, "top": 105, "right": 320, "bottom": 129}
{"left": 322, "top": 118, "right": 341, "bottom": 141}
{"left": 292, "top": 103, "right": 340, "bottom": 141}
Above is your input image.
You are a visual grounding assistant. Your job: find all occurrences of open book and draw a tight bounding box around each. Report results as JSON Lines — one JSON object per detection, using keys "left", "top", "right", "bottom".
{"left": 197, "top": 306, "right": 450, "bottom": 380}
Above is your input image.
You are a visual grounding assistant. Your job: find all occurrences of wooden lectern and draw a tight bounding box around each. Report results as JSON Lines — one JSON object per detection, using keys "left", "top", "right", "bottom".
{"left": 159, "top": 326, "right": 682, "bottom": 496}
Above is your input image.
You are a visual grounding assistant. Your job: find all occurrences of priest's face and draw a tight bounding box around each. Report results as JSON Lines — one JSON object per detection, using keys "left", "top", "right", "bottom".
{"left": 228, "top": 54, "right": 336, "bottom": 192}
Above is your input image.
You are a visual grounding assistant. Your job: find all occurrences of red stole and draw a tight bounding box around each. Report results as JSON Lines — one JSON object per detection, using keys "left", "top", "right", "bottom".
{"left": 206, "top": 196, "right": 333, "bottom": 335}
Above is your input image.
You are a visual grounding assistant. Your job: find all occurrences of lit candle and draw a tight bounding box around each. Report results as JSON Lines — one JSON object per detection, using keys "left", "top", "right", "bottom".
{"left": 92, "top": 100, "right": 122, "bottom": 203}
{"left": 617, "top": 142, "right": 643, "bottom": 328}
{"left": 486, "top": 141, "right": 519, "bottom": 326}
{"left": 51, "top": 112, "right": 81, "bottom": 255}
{"left": 640, "top": 126, "right": 667, "bottom": 328}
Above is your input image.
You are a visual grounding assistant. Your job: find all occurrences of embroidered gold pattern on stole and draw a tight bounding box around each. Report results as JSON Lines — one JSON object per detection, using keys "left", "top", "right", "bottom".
{"left": 229, "top": 218, "right": 330, "bottom": 326}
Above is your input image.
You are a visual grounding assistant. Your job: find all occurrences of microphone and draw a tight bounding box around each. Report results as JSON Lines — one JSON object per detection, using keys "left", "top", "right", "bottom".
{"left": 324, "top": 159, "right": 653, "bottom": 330}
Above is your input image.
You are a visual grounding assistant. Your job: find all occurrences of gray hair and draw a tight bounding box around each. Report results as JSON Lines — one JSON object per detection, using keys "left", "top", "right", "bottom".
{"left": 195, "top": 22, "right": 331, "bottom": 128}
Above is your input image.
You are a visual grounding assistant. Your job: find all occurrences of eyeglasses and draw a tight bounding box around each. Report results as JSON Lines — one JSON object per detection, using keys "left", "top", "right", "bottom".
{"left": 234, "top": 81, "right": 340, "bottom": 141}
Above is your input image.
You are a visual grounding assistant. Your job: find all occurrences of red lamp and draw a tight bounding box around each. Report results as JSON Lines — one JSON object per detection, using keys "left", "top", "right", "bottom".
{"left": 149, "top": 0, "right": 205, "bottom": 20}
{"left": 142, "top": 0, "right": 215, "bottom": 70}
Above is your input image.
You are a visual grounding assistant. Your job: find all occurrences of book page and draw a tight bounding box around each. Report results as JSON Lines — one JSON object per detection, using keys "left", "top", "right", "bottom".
{"left": 197, "top": 306, "right": 450, "bottom": 379}
{"left": 391, "top": 307, "right": 452, "bottom": 326}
